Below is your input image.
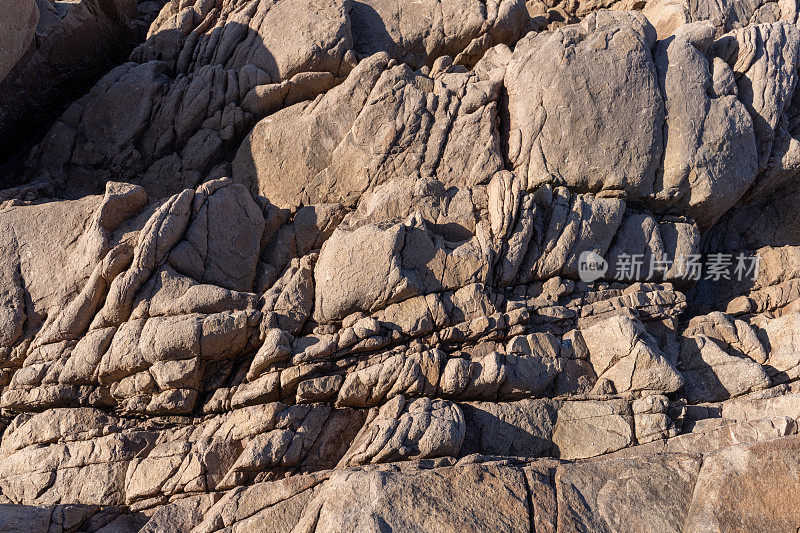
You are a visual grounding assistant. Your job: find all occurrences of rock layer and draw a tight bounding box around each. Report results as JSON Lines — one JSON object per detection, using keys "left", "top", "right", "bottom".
{"left": 3, "top": 0, "right": 800, "bottom": 531}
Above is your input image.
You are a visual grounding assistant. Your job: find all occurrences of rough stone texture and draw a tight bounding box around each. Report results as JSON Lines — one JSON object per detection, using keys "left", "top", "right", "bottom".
{"left": 0, "top": 0, "right": 38, "bottom": 82}
{"left": 556, "top": 454, "right": 701, "bottom": 532}
{"left": 505, "top": 11, "right": 663, "bottom": 199}
{"left": 4, "top": 0, "right": 800, "bottom": 530}
{"left": 685, "top": 436, "right": 800, "bottom": 531}
{"left": 655, "top": 21, "right": 759, "bottom": 229}
{"left": 234, "top": 48, "right": 510, "bottom": 208}
{"left": 581, "top": 315, "right": 683, "bottom": 394}
{"left": 0, "top": 0, "right": 162, "bottom": 169}
{"left": 350, "top": 0, "right": 529, "bottom": 69}
{"left": 644, "top": 0, "right": 800, "bottom": 39}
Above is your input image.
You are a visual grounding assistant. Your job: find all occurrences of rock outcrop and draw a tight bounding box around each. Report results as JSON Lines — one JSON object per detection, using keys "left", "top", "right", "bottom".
{"left": 0, "top": 0, "right": 165, "bottom": 172}
{"left": 3, "top": 0, "right": 800, "bottom": 531}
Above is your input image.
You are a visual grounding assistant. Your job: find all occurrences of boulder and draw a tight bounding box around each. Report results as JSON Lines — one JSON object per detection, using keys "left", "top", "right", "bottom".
{"left": 505, "top": 11, "right": 663, "bottom": 198}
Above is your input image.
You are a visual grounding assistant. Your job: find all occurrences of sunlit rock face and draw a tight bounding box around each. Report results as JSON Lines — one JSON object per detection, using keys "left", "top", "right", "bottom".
{"left": 3, "top": 0, "right": 800, "bottom": 530}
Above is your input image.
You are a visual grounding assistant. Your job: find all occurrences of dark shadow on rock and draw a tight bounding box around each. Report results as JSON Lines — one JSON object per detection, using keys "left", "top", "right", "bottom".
{"left": 427, "top": 221, "right": 473, "bottom": 243}
{"left": 459, "top": 402, "right": 557, "bottom": 458}
{"left": 689, "top": 177, "right": 800, "bottom": 313}
{"left": 677, "top": 336, "right": 743, "bottom": 404}
{"left": 0, "top": 0, "right": 167, "bottom": 188}
{"left": 131, "top": 13, "right": 280, "bottom": 81}
{"left": 685, "top": 272, "right": 756, "bottom": 316}
{"left": 0, "top": 503, "right": 147, "bottom": 532}
{"left": 350, "top": 2, "right": 399, "bottom": 65}
{"left": 680, "top": 403, "right": 722, "bottom": 432}
{"left": 8, "top": 18, "right": 281, "bottom": 201}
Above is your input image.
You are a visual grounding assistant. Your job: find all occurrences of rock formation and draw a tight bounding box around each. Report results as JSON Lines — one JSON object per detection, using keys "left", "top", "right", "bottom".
{"left": 3, "top": 0, "right": 800, "bottom": 531}
{"left": 0, "top": 0, "right": 166, "bottom": 175}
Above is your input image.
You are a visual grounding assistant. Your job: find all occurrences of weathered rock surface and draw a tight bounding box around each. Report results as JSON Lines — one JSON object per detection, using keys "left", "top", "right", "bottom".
{"left": 0, "top": 0, "right": 163, "bottom": 171}
{"left": 4, "top": 0, "right": 800, "bottom": 530}
{"left": 505, "top": 11, "right": 663, "bottom": 199}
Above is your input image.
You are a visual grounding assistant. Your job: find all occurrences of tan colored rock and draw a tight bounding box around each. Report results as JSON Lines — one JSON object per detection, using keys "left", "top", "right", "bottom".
{"left": 234, "top": 50, "right": 507, "bottom": 208}
{"left": 722, "top": 392, "right": 800, "bottom": 421}
{"left": 735, "top": 23, "right": 800, "bottom": 170}
{"left": 612, "top": 415, "right": 797, "bottom": 457}
{"left": 8, "top": 3, "right": 800, "bottom": 527}
{"left": 684, "top": 312, "right": 768, "bottom": 364}
{"left": 192, "top": 472, "right": 329, "bottom": 533}
{"left": 313, "top": 211, "right": 490, "bottom": 322}
{"left": 556, "top": 454, "right": 701, "bottom": 532}
{"left": 758, "top": 312, "right": 800, "bottom": 380}
{"left": 685, "top": 435, "right": 800, "bottom": 531}
{"left": 633, "top": 394, "right": 679, "bottom": 444}
{"left": 337, "top": 349, "right": 444, "bottom": 408}
{"left": 553, "top": 400, "right": 633, "bottom": 460}
{"left": 351, "top": 0, "right": 528, "bottom": 68}
{"left": 168, "top": 179, "right": 264, "bottom": 292}
{"left": 28, "top": 0, "right": 357, "bottom": 197}
{"left": 581, "top": 315, "right": 683, "bottom": 394}
{"left": 294, "top": 462, "right": 530, "bottom": 533}
{"left": 505, "top": 11, "right": 662, "bottom": 197}
{"left": 462, "top": 399, "right": 558, "bottom": 457}
{"left": 654, "top": 21, "right": 758, "bottom": 228}
{"left": 339, "top": 395, "right": 465, "bottom": 466}
{"left": 642, "top": 0, "right": 690, "bottom": 39}
{"left": 679, "top": 334, "right": 771, "bottom": 403}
